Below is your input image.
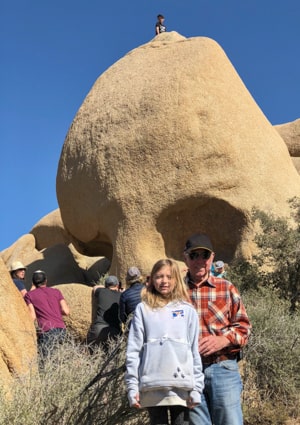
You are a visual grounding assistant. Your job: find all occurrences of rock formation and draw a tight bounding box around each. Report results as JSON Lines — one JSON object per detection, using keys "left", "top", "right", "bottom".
{"left": 56, "top": 283, "right": 93, "bottom": 342}
{"left": 1, "top": 222, "right": 110, "bottom": 288}
{"left": 56, "top": 32, "right": 300, "bottom": 280}
{"left": 2, "top": 236, "right": 85, "bottom": 288}
{"left": 30, "top": 209, "right": 72, "bottom": 250}
{"left": 275, "top": 118, "right": 300, "bottom": 157}
{"left": 275, "top": 119, "right": 300, "bottom": 173}
{"left": 0, "top": 257, "right": 37, "bottom": 391}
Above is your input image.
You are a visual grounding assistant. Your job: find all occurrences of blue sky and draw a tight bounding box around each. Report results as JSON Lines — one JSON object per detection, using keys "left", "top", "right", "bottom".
{"left": 1, "top": 1, "right": 299, "bottom": 251}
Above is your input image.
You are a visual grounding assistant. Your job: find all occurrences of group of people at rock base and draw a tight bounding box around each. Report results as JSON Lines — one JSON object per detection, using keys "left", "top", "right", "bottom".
{"left": 9, "top": 233, "right": 251, "bottom": 425}
{"left": 9, "top": 263, "right": 70, "bottom": 358}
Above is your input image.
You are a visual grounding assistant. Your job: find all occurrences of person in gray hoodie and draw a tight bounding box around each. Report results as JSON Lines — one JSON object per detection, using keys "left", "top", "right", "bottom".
{"left": 125, "top": 258, "right": 204, "bottom": 425}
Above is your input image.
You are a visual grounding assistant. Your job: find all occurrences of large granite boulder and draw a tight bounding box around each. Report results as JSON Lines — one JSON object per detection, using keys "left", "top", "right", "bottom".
{"left": 0, "top": 257, "right": 37, "bottom": 391}
{"left": 275, "top": 119, "right": 300, "bottom": 173}
{"left": 1, "top": 237, "right": 85, "bottom": 288}
{"left": 30, "top": 209, "right": 72, "bottom": 250}
{"left": 56, "top": 283, "right": 93, "bottom": 342}
{"left": 1, "top": 234, "right": 110, "bottom": 288}
{"left": 29, "top": 209, "right": 110, "bottom": 282}
{"left": 291, "top": 158, "right": 300, "bottom": 174}
{"left": 56, "top": 32, "right": 300, "bottom": 280}
{"left": 275, "top": 119, "right": 300, "bottom": 157}
{"left": 1, "top": 234, "right": 39, "bottom": 289}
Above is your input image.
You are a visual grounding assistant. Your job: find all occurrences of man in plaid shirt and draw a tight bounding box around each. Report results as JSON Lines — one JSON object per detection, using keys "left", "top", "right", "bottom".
{"left": 184, "top": 234, "right": 251, "bottom": 425}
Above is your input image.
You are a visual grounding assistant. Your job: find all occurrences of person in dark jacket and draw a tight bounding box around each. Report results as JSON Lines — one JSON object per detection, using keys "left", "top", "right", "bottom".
{"left": 119, "top": 267, "right": 144, "bottom": 326}
{"left": 87, "top": 275, "right": 122, "bottom": 353}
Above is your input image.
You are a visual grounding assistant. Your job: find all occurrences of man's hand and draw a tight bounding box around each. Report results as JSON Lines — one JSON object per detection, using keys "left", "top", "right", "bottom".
{"left": 199, "top": 335, "right": 230, "bottom": 356}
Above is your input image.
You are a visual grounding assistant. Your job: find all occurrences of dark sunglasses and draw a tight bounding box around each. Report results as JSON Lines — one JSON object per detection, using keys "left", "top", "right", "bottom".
{"left": 188, "top": 250, "right": 211, "bottom": 261}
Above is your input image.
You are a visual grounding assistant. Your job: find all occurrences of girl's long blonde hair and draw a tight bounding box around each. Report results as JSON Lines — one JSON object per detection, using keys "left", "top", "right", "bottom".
{"left": 141, "top": 258, "right": 190, "bottom": 308}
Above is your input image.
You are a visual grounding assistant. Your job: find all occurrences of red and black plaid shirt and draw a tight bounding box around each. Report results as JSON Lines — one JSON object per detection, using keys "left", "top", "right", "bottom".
{"left": 186, "top": 274, "right": 251, "bottom": 355}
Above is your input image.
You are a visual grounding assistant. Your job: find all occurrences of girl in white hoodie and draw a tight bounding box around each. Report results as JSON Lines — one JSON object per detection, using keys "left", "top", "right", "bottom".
{"left": 125, "top": 258, "right": 204, "bottom": 425}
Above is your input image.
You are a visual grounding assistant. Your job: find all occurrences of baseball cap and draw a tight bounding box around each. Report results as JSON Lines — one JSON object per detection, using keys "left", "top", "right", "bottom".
{"left": 126, "top": 266, "right": 141, "bottom": 281}
{"left": 215, "top": 260, "right": 224, "bottom": 269}
{"left": 105, "top": 275, "right": 119, "bottom": 287}
{"left": 184, "top": 234, "right": 214, "bottom": 253}
{"left": 32, "top": 270, "right": 47, "bottom": 285}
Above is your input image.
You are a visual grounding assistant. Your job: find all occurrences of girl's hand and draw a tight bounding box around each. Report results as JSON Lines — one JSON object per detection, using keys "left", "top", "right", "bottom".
{"left": 187, "top": 392, "right": 200, "bottom": 409}
{"left": 132, "top": 393, "right": 141, "bottom": 409}
{"left": 187, "top": 398, "right": 198, "bottom": 409}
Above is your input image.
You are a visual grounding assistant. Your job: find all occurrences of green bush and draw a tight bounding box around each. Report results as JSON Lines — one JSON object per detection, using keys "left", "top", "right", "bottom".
{"left": 227, "top": 203, "right": 300, "bottom": 423}
{"left": 229, "top": 201, "right": 300, "bottom": 312}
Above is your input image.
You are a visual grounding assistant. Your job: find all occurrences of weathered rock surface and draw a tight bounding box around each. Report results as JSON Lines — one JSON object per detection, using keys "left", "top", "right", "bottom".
{"left": 56, "top": 283, "right": 92, "bottom": 341}
{"left": 30, "top": 209, "right": 72, "bottom": 250}
{"left": 56, "top": 32, "right": 300, "bottom": 280}
{"left": 275, "top": 119, "right": 300, "bottom": 157}
{"left": 1, "top": 237, "right": 85, "bottom": 288}
{"left": 1, "top": 234, "right": 39, "bottom": 289}
{"left": 29, "top": 208, "right": 111, "bottom": 282}
{"left": 291, "top": 157, "right": 300, "bottom": 174}
{"left": 1, "top": 234, "right": 38, "bottom": 270}
{"left": 1, "top": 229, "right": 110, "bottom": 288}
{"left": 0, "top": 257, "right": 37, "bottom": 391}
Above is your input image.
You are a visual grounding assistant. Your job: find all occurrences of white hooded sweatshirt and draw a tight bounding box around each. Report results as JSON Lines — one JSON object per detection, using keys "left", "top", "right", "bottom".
{"left": 125, "top": 300, "right": 204, "bottom": 408}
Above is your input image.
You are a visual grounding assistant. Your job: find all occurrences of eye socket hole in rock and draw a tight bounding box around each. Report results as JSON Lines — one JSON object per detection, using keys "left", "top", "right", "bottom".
{"left": 156, "top": 197, "right": 248, "bottom": 263}
{"left": 73, "top": 238, "right": 113, "bottom": 260}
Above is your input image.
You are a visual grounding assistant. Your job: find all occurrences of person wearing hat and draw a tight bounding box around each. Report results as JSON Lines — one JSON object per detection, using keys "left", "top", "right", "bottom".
{"left": 86, "top": 275, "right": 122, "bottom": 353}
{"left": 183, "top": 234, "right": 251, "bottom": 425}
{"left": 212, "top": 260, "right": 226, "bottom": 278}
{"left": 24, "top": 270, "right": 70, "bottom": 357}
{"left": 10, "top": 261, "right": 28, "bottom": 297}
{"left": 119, "top": 267, "right": 144, "bottom": 326}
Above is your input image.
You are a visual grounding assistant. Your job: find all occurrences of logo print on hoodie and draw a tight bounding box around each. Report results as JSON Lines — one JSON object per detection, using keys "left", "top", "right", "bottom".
{"left": 172, "top": 309, "right": 184, "bottom": 318}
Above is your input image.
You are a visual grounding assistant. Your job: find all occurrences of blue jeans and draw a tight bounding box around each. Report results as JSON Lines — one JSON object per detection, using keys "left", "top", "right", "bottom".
{"left": 189, "top": 360, "right": 243, "bottom": 425}
{"left": 38, "top": 328, "right": 66, "bottom": 358}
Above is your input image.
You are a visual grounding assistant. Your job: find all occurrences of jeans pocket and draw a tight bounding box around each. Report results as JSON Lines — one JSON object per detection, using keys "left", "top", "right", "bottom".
{"left": 219, "top": 359, "right": 239, "bottom": 371}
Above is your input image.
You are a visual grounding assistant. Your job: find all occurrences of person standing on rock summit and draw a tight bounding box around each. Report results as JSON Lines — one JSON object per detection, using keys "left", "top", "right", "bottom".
{"left": 155, "top": 14, "right": 166, "bottom": 35}
{"left": 183, "top": 234, "right": 251, "bottom": 425}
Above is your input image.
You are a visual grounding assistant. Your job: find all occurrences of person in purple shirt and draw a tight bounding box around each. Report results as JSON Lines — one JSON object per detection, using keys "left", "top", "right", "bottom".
{"left": 24, "top": 270, "right": 70, "bottom": 357}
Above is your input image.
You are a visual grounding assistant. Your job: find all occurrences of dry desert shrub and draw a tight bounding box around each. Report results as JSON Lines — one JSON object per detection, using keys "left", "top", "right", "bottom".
{"left": 241, "top": 288, "right": 300, "bottom": 425}
{"left": 0, "top": 335, "right": 148, "bottom": 425}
